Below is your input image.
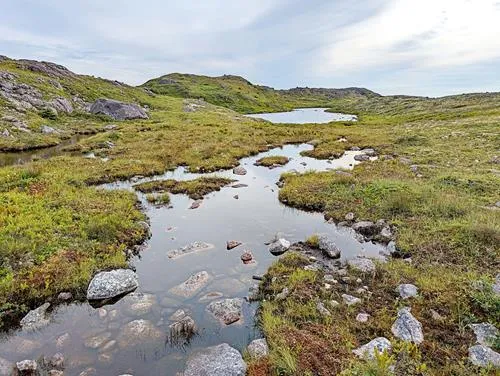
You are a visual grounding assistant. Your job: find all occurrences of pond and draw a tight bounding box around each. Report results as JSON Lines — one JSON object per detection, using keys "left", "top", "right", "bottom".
{"left": 246, "top": 108, "right": 357, "bottom": 124}
{"left": 0, "top": 143, "right": 383, "bottom": 375}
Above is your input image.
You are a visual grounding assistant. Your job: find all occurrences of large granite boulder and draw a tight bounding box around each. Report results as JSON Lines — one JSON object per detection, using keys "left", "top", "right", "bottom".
{"left": 184, "top": 343, "right": 247, "bottom": 376}
{"left": 90, "top": 98, "right": 148, "bottom": 120}
{"left": 86, "top": 269, "right": 138, "bottom": 301}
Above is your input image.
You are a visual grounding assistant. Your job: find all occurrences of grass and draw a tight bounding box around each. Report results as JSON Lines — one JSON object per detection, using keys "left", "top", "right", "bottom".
{"left": 255, "top": 155, "right": 290, "bottom": 167}
{"left": 134, "top": 176, "right": 234, "bottom": 200}
{"left": 145, "top": 192, "right": 171, "bottom": 206}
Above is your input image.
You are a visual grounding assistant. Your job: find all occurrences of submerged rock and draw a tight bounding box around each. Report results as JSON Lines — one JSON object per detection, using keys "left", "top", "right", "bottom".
{"left": 87, "top": 269, "right": 138, "bottom": 301}
{"left": 206, "top": 298, "right": 244, "bottom": 325}
{"left": 397, "top": 284, "right": 418, "bottom": 299}
{"left": 391, "top": 307, "right": 424, "bottom": 344}
{"left": 122, "top": 292, "right": 157, "bottom": 316}
{"left": 90, "top": 98, "right": 148, "bottom": 120}
{"left": 169, "top": 315, "right": 197, "bottom": 340}
{"left": 468, "top": 345, "right": 500, "bottom": 368}
{"left": 169, "top": 271, "right": 211, "bottom": 297}
{"left": 20, "top": 302, "right": 51, "bottom": 330}
{"left": 184, "top": 343, "right": 247, "bottom": 376}
{"left": 116, "top": 319, "right": 163, "bottom": 348}
{"left": 167, "top": 242, "right": 214, "bottom": 259}
{"left": 353, "top": 337, "right": 392, "bottom": 359}
{"left": 84, "top": 332, "right": 112, "bottom": 349}
{"left": 247, "top": 338, "right": 269, "bottom": 359}
{"left": 268, "top": 238, "right": 291, "bottom": 256}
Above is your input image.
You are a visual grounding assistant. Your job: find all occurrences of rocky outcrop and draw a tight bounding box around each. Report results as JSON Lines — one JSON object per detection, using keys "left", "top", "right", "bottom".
{"left": 17, "top": 59, "right": 75, "bottom": 79}
{"left": 391, "top": 307, "right": 424, "bottom": 344}
{"left": 470, "top": 323, "right": 499, "bottom": 347}
{"left": 184, "top": 343, "right": 247, "bottom": 376}
{"left": 90, "top": 98, "right": 148, "bottom": 120}
{"left": 86, "top": 269, "right": 139, "bottom": 301}
{"left": 206, "top": 298, "right": 244, "bottom": 325}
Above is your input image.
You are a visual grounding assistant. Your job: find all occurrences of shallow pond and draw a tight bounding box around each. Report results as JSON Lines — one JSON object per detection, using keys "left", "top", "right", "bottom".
{"left": 246, "top": 108, "right": 357, "bottom": 124}
{"left": 0, "top": 143, "right": 383, "bottom": 375}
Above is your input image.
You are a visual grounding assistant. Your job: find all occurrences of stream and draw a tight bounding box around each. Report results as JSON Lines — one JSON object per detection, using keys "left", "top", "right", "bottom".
{"left": 0, "top": 111, "right": 383, "bottom": 375}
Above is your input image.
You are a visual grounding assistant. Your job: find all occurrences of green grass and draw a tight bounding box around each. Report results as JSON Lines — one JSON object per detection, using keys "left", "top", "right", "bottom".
{"left": 255, "top": 155, "right": 290, "bottom": 167}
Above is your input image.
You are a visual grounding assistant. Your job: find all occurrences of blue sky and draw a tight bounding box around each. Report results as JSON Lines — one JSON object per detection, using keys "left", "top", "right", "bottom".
{"left": 1, "top": 0, "right": 500, "bottom": 96}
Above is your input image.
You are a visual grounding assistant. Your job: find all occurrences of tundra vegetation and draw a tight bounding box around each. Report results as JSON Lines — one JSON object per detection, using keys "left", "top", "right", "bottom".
{"left": 0, "top": 56, "right": 498, "bottom": 374}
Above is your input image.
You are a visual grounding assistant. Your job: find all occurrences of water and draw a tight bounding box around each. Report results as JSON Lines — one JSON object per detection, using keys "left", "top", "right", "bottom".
{"left": 246, "top": 108, "right": 357, "bottom": 124}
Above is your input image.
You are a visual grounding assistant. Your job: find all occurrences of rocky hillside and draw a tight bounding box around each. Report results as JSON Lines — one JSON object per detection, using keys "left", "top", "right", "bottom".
{"left": 142, "top": 73, "right": 379, "bottom": 113}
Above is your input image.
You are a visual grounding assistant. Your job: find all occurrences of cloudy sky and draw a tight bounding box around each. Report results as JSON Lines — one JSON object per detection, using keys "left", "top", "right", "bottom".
{"left": 1, "top": 0, "right": 500, "bottom": 96}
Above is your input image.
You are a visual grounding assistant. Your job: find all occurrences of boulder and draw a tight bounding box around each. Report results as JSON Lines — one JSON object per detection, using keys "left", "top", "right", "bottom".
{"left": 397, "top": 284, "right": 418, "bottom": 299}
{"left": 169, "top": 271, "right": 211, "bottom": 298}
{"left": 318, "top": 235, "right": 341, "bottom": 259}
{"left": 347, "top": 258, "right": 376, "bottom": 273}
{"left": 232, "top": 166, "right": 247, "bottom": 175}
{"left": 351, "top": 221, "right": 377, "bottom": 236}
{"left": 247, "top": 339, "right": 269, "bottom": 359}
{"left": 90, "top": 98, "right": 148, "bottom": 120}
{"left": 470, "top": 323, "right": 499, "bottom": 347}
{"left": 468, "top": 345, "right": 500, "bottom": 368}
{"left": 20, "top": 302, "right": 51, "bottom": 330}
{"left": 391, "top": 307, "right": 424, "bottom": 344}
{"left": 167, "top": 242, "right": 214, "bottom": 259}
{"left": 268, "top": 238, "right": 291, "bottom": 256}
{"left": 353, "top": 337, "right": 391, "bottom": 360}
{"left": 206, "top": 298, "right": 244, "bottom": 325}
{"left": 116, "top": 319, "right": 163, "bottom": 348}
{"left": 87, "top": 269, "right": 138, "bottom": 301}
{"left": 184, "top": 343, "right": 247, "bottom": 376}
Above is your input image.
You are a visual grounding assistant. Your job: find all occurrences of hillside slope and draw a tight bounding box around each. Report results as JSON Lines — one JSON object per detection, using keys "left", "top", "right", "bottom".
{"left": 141, "top": 72, "right": 380, "bottom": 113}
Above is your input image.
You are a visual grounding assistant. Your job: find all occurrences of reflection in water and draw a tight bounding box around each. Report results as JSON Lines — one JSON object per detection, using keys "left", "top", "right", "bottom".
{"left": 0, "top": 143, "right": 383, "bottom": 375}
{"left": 246, "top": 108, "right": 357, "bottom": 124}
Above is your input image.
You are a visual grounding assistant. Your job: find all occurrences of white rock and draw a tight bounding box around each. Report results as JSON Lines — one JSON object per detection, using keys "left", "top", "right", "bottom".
{"left": 391, "top": 307, "right": 424, "bottom": 344}
{"left": 86, "top": 269, "right": 138, "bottom": 301}
{"left": 247, "top": 338, "right": 269, "bottom": 359}
{"left": 353, "top": 337, "right": 392, "bottom": 359}
{"left": 397, "top": 284, "right": 418, "bottom": 299}
{"left": 469, "top": 345, "right": 500, "bottom": 368}
{"left": 184, "top": 343, "right": 246, "bottom": 376}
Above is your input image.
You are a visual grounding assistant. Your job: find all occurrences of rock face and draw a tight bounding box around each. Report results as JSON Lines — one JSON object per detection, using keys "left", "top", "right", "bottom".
{"left": 268, "top": 238, "right": 291, "bottom": 256}
{"left": 90, "top": 98, "right": 148, "bottom": 120}
{"left": 169, "top": 271, "right": 211, "bottom": 297}
{"left": 347, "top": 258, "right": 376, "bottom": 273}
{"left": 167, "top": 242, "right": 214, "bottom": 259}
{"left": 470, "top": 323, "right": 499, "bottom": 347}
{"left": 116, "top": 319, "right": 163, "bottom": 348}
{"left": 397, "top": 284, "right": 418, "bottom": 299}
{"left": 469, "top": 345, "right": 500, "bottom": 368}
{"left": 20, "top": 302, "right": 51, "bottom": 330}
{"left": 391, "top": 307, "right": 424, "bottom": 344}
{"left": 184, "top": 343, "right": 247, "bottom": 376}
{"left": 318, "top": 236, "right": 341, "bottom": 259}
{"left": 353, "top": 337, "right": 392, "bottom": 359}
{"left": 86, "top": 269, "right": 138, "bottom": 301}
{"left": 206, "top": 298, "right": 244, "bottom": 325}
{"left": 247, "top": 339, "right": 269, "bottom": 359}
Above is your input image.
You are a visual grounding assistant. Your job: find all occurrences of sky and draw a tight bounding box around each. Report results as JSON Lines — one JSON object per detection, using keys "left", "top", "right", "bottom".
{"left": 1, "top": 0, "right": 500, "bottom": 96}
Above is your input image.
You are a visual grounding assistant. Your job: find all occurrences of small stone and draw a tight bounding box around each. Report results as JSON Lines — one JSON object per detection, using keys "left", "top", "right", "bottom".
{"left": 57, "top": 292, "right": 72, "bottom": 301}
{"left": 231, "top": 183, "right": 248, "bottom": 188}
{"left": 268, "top": 238, "right": 291, "bottom": 256}
{"left": 226, "top": 240, "right": 242, "bottom": 250}
{"left": 168, "top": 242, "right": 214, "bottom": 259}
{"left": 233, "top": 195, "right": 239, "bottom": 199}
{"left": 397, "top": 284, "right": 418, "bottom": 299}
{"left": 98, "top": 353, "right": 113, "bottom": 364}
{"left": 40, "top": 124, "right": 58, "bottom": 134}
{"left": 468, "top": 345, "right": 500, "bottom": 368}
{"left": 391, "top": 307, "right": 424, "bottom": 344}
{"left": 116, "top": 319, "right": 163, "bottom": 348}
{"left": 318, "top": 235, "right": 341, "bottom": 259}
{"left": 353, "top": 337, "right": 392, "bottom": 359}
{"left": 351, "top": 221, "right": 377, "bottom": 236}
{"left": 199, "top": 291, "right": 224, "bottom": 302}
{"left": 169, "top": 316, "right": 197, "bottom": 339}
{"left": 99, "top": 340, "right": 117, "bottom": 353}
{"left": 342, "top": 294, "right": 361, "bottom": 306}
{"left": 49, "top": 353, "right": 64, "bottom": 369}
{"left": 276, "top": 287, "right": 289, "bottom": 300}
{"left": 330, "top": 300, "right": 340, "bottom": 307}
{"left": 86, "top": 269, "right": 138, "bottom": 301}
{"left": 345, "top": 212, "right": 355, "bottom": 221}
{"left": 122, "top": 293, "right": 157, "bottom": 316}
{"left": 233, "top": 166, "right": 247, "bottom": 175}
{"left": 356, "top": 313, "right": 370, "bottom": 322}
{"left": 316, "top": 301, "right": 331, "bottom": 316}
{"left": 241, "top": 251, "right": 253, "bottom": 264}
{"left": 247, "top": 339, "right": 269, "bottom": 359}
{"left": 379, "top": 226, "right": 393, "bottom": 242}
{"left": 430, "top": 309, "right": 444, "bottom": 322}
{"left": 470, "top": 323, "right": 500, "bottom": 347}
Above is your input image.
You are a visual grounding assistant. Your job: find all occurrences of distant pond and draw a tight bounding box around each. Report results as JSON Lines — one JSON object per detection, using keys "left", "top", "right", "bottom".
{"left": 246, "top": 107, "right": 358, "bottom": 124}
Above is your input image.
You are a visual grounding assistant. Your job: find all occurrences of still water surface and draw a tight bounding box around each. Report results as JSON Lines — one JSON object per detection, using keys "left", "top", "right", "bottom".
{"left": 246, "top": 108, "right": 357, "bottom": 124}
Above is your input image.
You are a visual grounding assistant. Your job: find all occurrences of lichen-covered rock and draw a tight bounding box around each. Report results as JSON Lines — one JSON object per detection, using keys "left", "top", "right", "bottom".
{"left": 397, "top": 284, "right": 418, "bottom": 299}
{"left": 347, "top": 258, "right": 376, "bottom": 273}
{"left": 184, "top": 343, "right": 247, "bottom": 376}
{"left": 116, "top": 319, "right": 163, "bottom": 348}
{"left": 268, "top": 238, "right": 290, "bottom": 256}
{"left": 468, "top": 345, "right": 500, "bottom": 368}
{"left": 20, "top": 302, "right": 51, "bottom": 330}
{"left": 391, "top": 307, "right": 424, "bottom": 344}
{"left": 470, "top": 323, "right": 499, "bottom": 347}
{"left": 318, "top": 235, "right": 341, "bottom": 259}
{"left": 207, "top": 298, "right": 244, "bottom": 325}
{"left": 90, "top": 98, "right": 148, "bottom": 120}
{"left": 247, "top": 338, "right": 269, "bottom": 359}
{"left": 87, "top": 269, "right": 138, "bottom": 300}
{"left": 353, "top": 337, "right": 391, "bottom": 359}
{"left": 169, "top": 271, "right": 211, "bottom": 298}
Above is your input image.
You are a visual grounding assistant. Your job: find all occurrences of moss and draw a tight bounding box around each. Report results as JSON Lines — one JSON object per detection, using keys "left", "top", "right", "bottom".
{"left": 255, "top": 155, "right": 290, "bottom": 167}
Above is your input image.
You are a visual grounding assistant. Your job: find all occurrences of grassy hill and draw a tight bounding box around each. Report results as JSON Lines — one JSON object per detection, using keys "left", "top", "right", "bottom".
{"left": 142, "top": 72, "right": 380, "bottom": 113}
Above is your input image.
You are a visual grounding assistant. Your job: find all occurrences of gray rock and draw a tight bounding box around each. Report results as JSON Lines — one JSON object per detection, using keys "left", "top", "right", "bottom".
{"left": 104, "top": 124, "right": 118, "bottom": 131}
{"left": 232, "top": 166, "right": 247, "bottom": 175}
{"left": 87, "top": 269, "right": 138, "bottom": 300}
{"left": 397, "top": 284, "right": 418, "bottom": 299}
{"left": 84, "top": 332, "right": 112, "bottom": 349}
{"left": 361, "top": 148, "right": 377, "bottom": 157}
{"left": 379, "top": 226, "right": 393, "bottom": 242}
{"left": 169, "top": 315, "right": 197, "bottom": 339}
{"left": 78, "top": 367, "right": 97, "bottom": 376}
{"left": 318, "top": 236, "right": 341, "bottom": 259}
{"left": 58, "top": 292, "right": 72, "bottom": 301}
{"left": 116, "top": 319, "right": 163, "bottom": 348}
{"left": 354, "top": 154, "right": 370, "bottom": 162}
{"left": 470, "top": 323, "right": 499, "bottom": 347}
{"left": 493, "top": 274, "right": 500, "bottom": 296}
{"left": 48, "top": 370, "right": 64, "bottom": 376}
{"left": 51, "top": 97, "right": 73, "bottom": 113}
{"left": 122, "top": 292, "right": 157, "bottom": 316}
{"left": 189, "top": 200, "right": 202, "bottom": 209}
{"left": 16, "top": 360, "right": 37, "bottom": 374}
{"left": 345, "top": 212, "right": 355, "bottom": 221}
{"left": 342, "top": 294, "right": 361, "bottom": 306}
{"left": 226, "top": 240, "right": 242, "bottom": 250}
{"left": 20, "top": 302, "right": 51, "bottom": 330}
{"left": 356, "top": 313, "right": 370, "bottom": 322}
{"left": 55, "top": 333, "right": 71, "bottom": 349}
{"left": 90, "top": 98, "right": 148, "bottom": 120}
{"left": 268, "top": 238, "right": 291, "bottom": 256}
{"left": 347, "top": 258, "right": 376, "bottom": 273}
{"left": 206, "top": 298, "right": 244, "bottom": 325}
{"left": 316, "top": 301, "right": 331, "bottom": 316}
{"left": 167, "top": 242, "right": 214, "bottom": 259}
{"left": 40, "top": 125, "right": 58, "bottom": 134}
{"left": 468, "top": 345, "right": 500, "bottom": 368}
{"left": 391, "top": 307, "right": 424, "bottom": 344}
{"left": 0, "top": 357, "right": 13, "bottom": 376}
{"left": 247, "top": 339, "right": 269, "bottom": 359}
{"left": 184, "top": 343, "right": 247, "bottom": 376}
{"left": 169, "top": 271, "right": 211, "bottom": 297}
{"left": 48, "top": 353, "right": 64, "bottom": 369}
{"left": 276, "top": 287, "right": 289, "bottom": 300}
{"left": 352, "top": 337, "right": 391, "bottom": 359}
